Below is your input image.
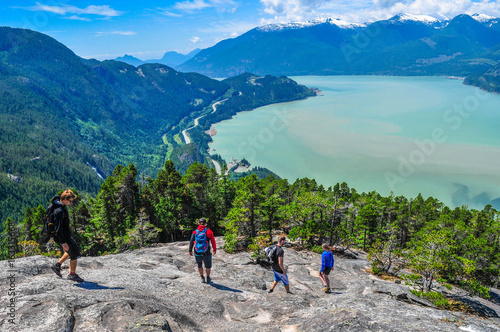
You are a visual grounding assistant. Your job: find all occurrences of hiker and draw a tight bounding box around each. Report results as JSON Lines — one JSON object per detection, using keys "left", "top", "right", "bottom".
{"left": 268, "top": 235, "right": 291, "bottom": 294}
{"left": 50, "top": 189, "right": 84, "bottom": 282}
{"left": 189, "top": 218, "right": 217, "bottom": 283}
{"left": 319, "top": 243, "right": 334, "bottom": 293}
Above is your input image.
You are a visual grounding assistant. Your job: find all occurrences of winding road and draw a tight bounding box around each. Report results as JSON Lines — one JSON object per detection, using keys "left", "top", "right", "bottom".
{"left": 182, "top": 98, "right": 228, "bottom": 144}
{"left": 180, "top": 98, "right": 229, "bottom": 174}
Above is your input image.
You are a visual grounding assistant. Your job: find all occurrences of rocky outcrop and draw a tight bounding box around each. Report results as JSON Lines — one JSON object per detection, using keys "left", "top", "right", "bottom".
{"left": 1, "top": 238, "right": 500, "bottom": 331}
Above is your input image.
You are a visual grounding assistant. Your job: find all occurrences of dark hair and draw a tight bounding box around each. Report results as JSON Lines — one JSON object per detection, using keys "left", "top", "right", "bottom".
{"left": 278, "top": 235, "right": 286, "bottom": 243}
{"left": 199, "top": 218, "right": 207, "bottom": 225}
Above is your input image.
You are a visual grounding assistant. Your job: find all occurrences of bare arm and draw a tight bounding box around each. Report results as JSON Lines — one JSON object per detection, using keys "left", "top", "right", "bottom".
{"left": 279, "top": 256, "right": 286, "bottom": 274}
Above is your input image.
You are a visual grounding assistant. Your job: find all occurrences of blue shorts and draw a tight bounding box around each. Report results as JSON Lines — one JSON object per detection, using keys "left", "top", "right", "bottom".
{"left": 273, "top": 270, "right": 289, "bottom": 286}
{"left": 195, "top": 253, "right": 212, "bottom": 269}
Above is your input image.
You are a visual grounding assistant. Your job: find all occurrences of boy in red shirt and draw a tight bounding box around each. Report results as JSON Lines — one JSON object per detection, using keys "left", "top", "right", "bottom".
{"left": 189, "top": 218, "right": 217, "bottom": 283}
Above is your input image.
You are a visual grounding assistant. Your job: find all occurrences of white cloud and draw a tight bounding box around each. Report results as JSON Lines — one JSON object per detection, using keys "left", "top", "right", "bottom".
{"left": 96, "top": 31, "right": 137, "bottom": 37}
{"left": 174, "top": 0, "right": 238, "bottom": 13}
{"left": 191, "top": 36, "right": 201, "bottom": 43}
{"left": 175, "top": 0, "right": 212, "bottom": 11}
{"left": 64, "top": 15, "right": 91, "bottom": 22}
{"left": 158, "top": 10, "right": 183, "bottom": 17}
{"left": 24, "top": 3, "right": 123, "bottom": 18}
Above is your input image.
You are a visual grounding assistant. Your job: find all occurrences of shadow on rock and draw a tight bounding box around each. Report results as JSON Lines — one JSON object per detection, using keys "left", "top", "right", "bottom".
{"left": 489, "top": 288, "right": 500, "bottom": 306}
{"left": 73, "top": 281, "right": 125, "bottom": 290}
{"left": 452, "top": 296, "right": 500, "bottom": 318}
{"left": 208, "top": 282, "right": 243, "bottom": 293}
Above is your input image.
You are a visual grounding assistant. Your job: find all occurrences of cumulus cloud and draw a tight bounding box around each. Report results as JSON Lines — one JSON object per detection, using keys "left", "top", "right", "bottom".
{"left": 24, "top": 3, "right": 123, "bottom": 18}
{"left": 190, "top": 36, "right": 201, "bottom": 43}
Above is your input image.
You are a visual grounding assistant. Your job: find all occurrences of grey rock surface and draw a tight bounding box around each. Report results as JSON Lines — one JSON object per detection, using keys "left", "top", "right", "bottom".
{"left": 1, "top": 238, "right": 500, "bottom": 332}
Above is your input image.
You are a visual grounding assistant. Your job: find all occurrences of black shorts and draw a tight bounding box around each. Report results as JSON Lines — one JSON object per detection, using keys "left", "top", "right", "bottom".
{"left": 321, "top": 267, "right": 332, "bottom": 275}
{"left": 195, "top": 253, "right": 212, "bottom": 269}
{"left": 55, "top": 237, "right": 81, "bottom": 260}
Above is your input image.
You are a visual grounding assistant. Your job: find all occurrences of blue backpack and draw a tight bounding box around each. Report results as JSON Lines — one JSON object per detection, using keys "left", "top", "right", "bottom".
{"left": 194, "top": 228, "right": 209, "bottom": 253}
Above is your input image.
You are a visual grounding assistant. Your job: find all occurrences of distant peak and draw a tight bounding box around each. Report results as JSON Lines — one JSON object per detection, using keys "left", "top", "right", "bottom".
{"left": 389, "top": 13, "right": 440, "bottom": 23}
{"left": 257, "top": 18, "right": 365, "bottom": 32}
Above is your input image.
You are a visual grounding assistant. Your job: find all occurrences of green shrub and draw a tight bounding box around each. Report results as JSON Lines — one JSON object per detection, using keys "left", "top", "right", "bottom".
{"left": 223, "top": 233, "right": 237, "bottom": 253}
{"left": 410, "top": 290, "right": 451, "bottom": 309}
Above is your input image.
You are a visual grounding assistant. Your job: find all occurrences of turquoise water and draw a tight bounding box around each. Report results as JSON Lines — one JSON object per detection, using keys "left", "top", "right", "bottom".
{"left": 209, "top": 76, "right": 500, "bottom": 209}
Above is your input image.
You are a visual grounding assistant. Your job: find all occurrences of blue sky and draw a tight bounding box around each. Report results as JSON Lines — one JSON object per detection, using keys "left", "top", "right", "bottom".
{"left": 1, "top": 0, "right": 499, "bottom": 60}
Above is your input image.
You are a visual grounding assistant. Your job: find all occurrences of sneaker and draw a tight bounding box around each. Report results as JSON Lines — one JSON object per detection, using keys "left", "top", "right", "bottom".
{"left": 67, "top": 273, "right": 84, "bottom": 282}
{"left": 268, "top": 288, "right": 274, "bottom": 293}
{"left": 206, "top": 277, "right": 212, "bottom": 284}
{"left": 51, "top": 263, "right": 62, "bottom": 278}
{"left": 322, "top": 287, "right": 328, "bottom": 292}
{"left": 201, "top": 276, "right": 206, "bottom": 283}
{"left": 325, "top": 288, "right": 332, "bottom": 293}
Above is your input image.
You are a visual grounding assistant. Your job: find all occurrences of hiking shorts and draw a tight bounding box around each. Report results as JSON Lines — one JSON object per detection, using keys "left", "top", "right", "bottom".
{"left": 195, "top": 253, "right": 212, "bottom": 269}
{"left": 320, "top": 267, "right": 332, "bottom": 275}
{"left": 55, "top": 237, "right": 81, "bottom": 260}
{"left": 273, "top": 270, "right": 289, "bottom": 286}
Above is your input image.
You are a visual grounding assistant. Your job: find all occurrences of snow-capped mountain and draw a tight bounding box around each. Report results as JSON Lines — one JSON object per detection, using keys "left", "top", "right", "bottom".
{"left": 257, "top": 18, "right": 365, "bottom": 32}
{"left": 178, "top": 13, "right": 500, "bottom": 78}
{"left": 388, "top": 13, "right": 440, "bottom": 24}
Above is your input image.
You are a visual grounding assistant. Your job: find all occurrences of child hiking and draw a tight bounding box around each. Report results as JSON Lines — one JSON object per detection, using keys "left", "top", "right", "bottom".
{"left": 319, "top": 243, "right": 334, "bottom": 293}
{"left": 189, "top": 218, "right": 217, "bottom": 283}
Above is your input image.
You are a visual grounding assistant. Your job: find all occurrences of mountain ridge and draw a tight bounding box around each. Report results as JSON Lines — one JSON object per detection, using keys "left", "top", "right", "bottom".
{"left": 114, "top": 49, "right": 201, "bottom": 68}
{"left": 178, "top": 13, "right": 500, "bottom": 82}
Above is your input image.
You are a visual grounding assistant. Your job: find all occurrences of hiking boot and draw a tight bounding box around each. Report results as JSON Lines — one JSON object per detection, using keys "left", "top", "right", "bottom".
{"left": 206, "top": 277, "right": 212, "bottom": 284}
{"left": 268, "top": 288, "right": 274, "bottom": 293}
{"left": 325, "top": 288, "right": 332, "bottom": 293}
{"left": 51, "top": 263, "right": 62, "bottom": 278}
{"left": 67, "top": 273, "right": 84, "bottom": 282}
{"left": 322, "top": 286, "right": 328, "bottom": 292}
{"left": 201, "top": 276, "right": 206, "bottom": 283}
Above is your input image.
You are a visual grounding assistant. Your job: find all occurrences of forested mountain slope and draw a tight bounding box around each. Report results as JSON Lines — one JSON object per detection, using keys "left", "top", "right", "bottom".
{"left": 0, "top": 27, "right": 313, "bottom": 221}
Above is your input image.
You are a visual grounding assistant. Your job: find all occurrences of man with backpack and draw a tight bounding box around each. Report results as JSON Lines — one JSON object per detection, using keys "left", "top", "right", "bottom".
{"left": 268, "top": 235, "right": 291, "bottom": 294}
{"left": 189, "top": 218, "right": 217, "bottom": 283}
{"left": 49, "top": 190, "right": 84, "bottom": 282}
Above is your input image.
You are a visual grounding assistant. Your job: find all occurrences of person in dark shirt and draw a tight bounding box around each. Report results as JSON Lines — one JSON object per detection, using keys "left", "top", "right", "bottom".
{"left": 50, "top": 189, "right": 83, "bottom": 282}
{"left": 268, "top": 235, "right": 291, "bottom": 294}
{"left": 189, "top": 218, "right": 217, "bottom": 283}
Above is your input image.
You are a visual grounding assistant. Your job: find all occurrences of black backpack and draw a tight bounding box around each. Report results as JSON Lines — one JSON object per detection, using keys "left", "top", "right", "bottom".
{"left": 42, "top": 195, "right": 61, "bottom": 238}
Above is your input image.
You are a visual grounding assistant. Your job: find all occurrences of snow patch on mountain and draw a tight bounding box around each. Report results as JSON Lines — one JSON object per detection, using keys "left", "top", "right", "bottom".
{"left": 471, "top": 13, "right": 497, "bottom": 22}
{"left": 257, "top": 18, "right": 365, "bottom": 32}
{"left": 389, "top": 13, "right": 440, "bottom": 24}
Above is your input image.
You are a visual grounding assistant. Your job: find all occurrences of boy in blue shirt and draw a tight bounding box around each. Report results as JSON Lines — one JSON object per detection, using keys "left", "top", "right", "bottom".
{"left": 319, "top": 243, "right": 334, "bottom": 293}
